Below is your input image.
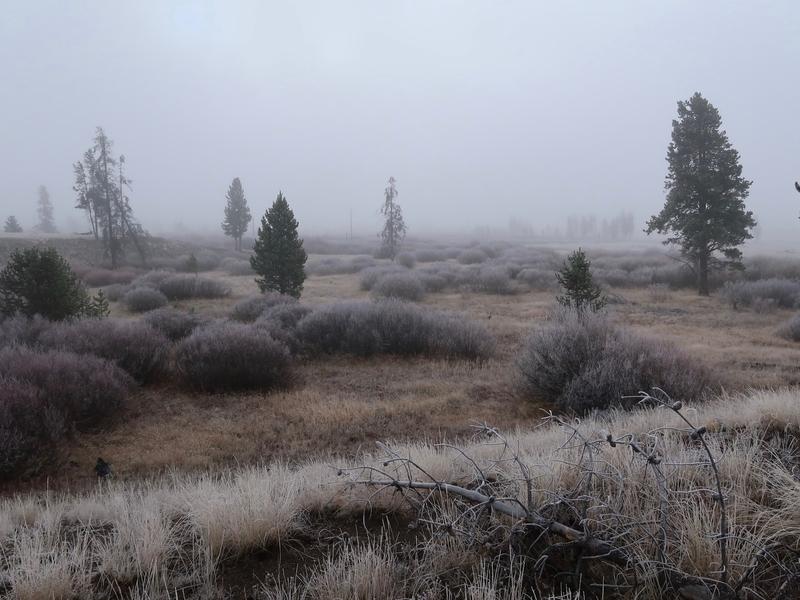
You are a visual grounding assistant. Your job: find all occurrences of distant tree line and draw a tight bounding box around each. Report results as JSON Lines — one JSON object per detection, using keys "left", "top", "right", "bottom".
{"left": 564, "top": 211, "right": 636, "bottom": 241}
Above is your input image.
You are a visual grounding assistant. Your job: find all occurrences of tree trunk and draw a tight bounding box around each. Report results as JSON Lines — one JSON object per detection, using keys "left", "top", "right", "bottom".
{"left": 697, "top": 254, "right": 709, "bottom": 296}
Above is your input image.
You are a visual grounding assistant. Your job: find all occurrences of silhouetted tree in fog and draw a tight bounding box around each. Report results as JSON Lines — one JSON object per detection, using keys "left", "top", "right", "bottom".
{"left": 646, "top": 93, "right": 755, "bottom": 296}
{"left": 73, "top": 128, "right": 147, "bottom": 268}
{"left": 221, "top": 177, "right": 251, "bottom": 251}
{"left": 36, "top": 185, "right": 57, "bottom": 233}
{"left": 379, "top": 176, "right": 406, "bottom": 260}
{"left": 3, "top": 216, "right": 22, "bottom": 233}
{"left": 251, "top": 192, "right": 307, "bottom": 298}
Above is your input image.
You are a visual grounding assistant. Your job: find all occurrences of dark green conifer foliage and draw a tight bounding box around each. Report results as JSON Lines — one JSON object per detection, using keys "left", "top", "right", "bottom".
{"left": 647, "top": 93, "right": 755, "bottom": 296}
{"left": 556, "top": 248, "right": 606, "bottom": 312}
{"left": 250, "top": 192, "right": 307, "bottom": 298}
{"left": 221, "top": 178, "right": 252, "bottom": 251}
{"left": 0, "top": 247, "right": 100, "bottom": 320}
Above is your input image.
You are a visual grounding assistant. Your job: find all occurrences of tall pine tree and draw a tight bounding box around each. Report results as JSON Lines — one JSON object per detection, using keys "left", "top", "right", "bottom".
{"left": 379, "top": 176, "right": 406, "bottom": 260}
{"left": 36, "top": 185, "right": 57, "bottom": 233}
{"left": 250, "top": 192, "right": 307, "bottom": 298}
{"left": 646, "top": 93, "right": 755, "bottom": 295}
{"left": 221, "top": 177, "right": 251, "bottom": 251}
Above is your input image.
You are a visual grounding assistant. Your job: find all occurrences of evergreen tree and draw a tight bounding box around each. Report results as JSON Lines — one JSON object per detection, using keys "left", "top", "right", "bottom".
{"left": 0, "top": 247, "right": 99, "bottom": 320}
{"left": 221, "top": 177, "right": 252, "bottom": 251}
{"left": 556, "top": 248, "right": 606, "bottom": 312}
{"left": 4, "top": 216, "right": 23, "bottom": 233}
{"left": 250, "top": 192, "right": 307, "bottom": 298}
{"left": 646, "top": 93, "right": 755, "bottom": 295}
{"left": 36, "top": 185, "right": 57, "bottom": 233}
{"left": 379, "top": 176, "right": 406, "bottom": 260}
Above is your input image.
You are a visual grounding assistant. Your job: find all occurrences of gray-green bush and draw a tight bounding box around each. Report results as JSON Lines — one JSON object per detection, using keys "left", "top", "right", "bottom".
{"left": 518, "top": 309, "right": 713, "bottom": 412}
{"left": 174, "top": 322, "right": 292, "bottom": 392}
{"left": 296, "top": 300, "right": 494, "bottom": 360}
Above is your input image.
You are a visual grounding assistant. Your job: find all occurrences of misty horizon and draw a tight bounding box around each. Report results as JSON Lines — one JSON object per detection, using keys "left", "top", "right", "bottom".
{"left": 1, "top": 1, "right": 798, "bottom": 242}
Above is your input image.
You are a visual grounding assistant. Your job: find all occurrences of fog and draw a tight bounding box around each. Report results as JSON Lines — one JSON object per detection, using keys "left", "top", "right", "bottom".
{"left": 1, "top": 1, "right": 798, "bottom": 241}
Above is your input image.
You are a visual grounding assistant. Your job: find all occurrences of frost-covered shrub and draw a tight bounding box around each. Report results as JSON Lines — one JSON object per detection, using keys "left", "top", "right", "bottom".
{"left": 221, "top": 257, "right": 255, "bottom": 276}
{"left": 0, "top": 314, "right": 53, "bottom": 348}
{"left": 472, "top": 267, "right": 512, "bottom": 294}
{"left": 174, "top": 322, "right": 292, "bottom": 392}
{"left": 396, "top": 252, "right": 416, "bottom": 269}
{"left": 306, "top": 255, "right": 376, "bottom": 276}
{"left": 102, "top": 283, "right": 131, "bottom": 302}
{"left": 131, "top": 270, "right": 174, "bottom": 289}
{"left": 81, "top": 268, "right": 140, "bottom": 287}
{"left": 457, "top": 249, "right": 488, "bottom": 265}
{"left": 193, "top": 277, "right": 232, "bottom": 298}
{"left": 253, "top": 304, "right": 313, "bottom": 354}
{"left": 518, "top": 309, "right": 713, "bottom": 413}
{"left": 143, "top": 307, "right": 203, "bottom": 341}
{"left": 39, "top": 318, "right": 169, "bottom": 382}
{"left": 158, "top": 275, "right": 231, "bottom": 300}
{"left": 517, "top": 268, "right": 555, "bottom": 290}
{"left": 418, "top": 273, "right": 448, "bottom": 293}
{"left": 230, "top": 293, "right": 296, "bottom": 323}
{"left": 777, "top": 314, "right": 800, "bottom": 342}
{"left": 123, "top": 287, "right": 168, "bottom": 313}
{"left": 0, "top": 377, "right": 42, "bottom": 477}
{"left": 359, "top": 265, "right": 409, "bottom": 291}
{"left": 371, "top": 272, "right": 425, "bottom": 301}
{"left": 0, "top": 347, "right": 132, "bottom": 433}
{"left": 720, "top": 279, "right": 800, "bottom": 310}
{"left": 414, "top": 249, "right": 447, "bottom": 263}
{"left": 296, "top": 300, "right": 494, "bottom": 360}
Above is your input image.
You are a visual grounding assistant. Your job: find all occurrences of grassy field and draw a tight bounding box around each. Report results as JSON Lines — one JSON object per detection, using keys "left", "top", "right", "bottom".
{"left": 2, "top": 236, "right": 800, "bottom": 598}
{"left": 14, "top": 261, "right": 798, "bottom": 495}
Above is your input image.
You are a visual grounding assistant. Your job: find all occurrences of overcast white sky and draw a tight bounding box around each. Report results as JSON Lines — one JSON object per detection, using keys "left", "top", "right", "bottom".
{"left": 0, "top": 1, "right": 798, "bottom": 239}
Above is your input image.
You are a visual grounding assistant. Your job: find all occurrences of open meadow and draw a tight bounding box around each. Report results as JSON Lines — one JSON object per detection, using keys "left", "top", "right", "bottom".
{"left": 2, "top": 235, "right": 800, "bottom": 599}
